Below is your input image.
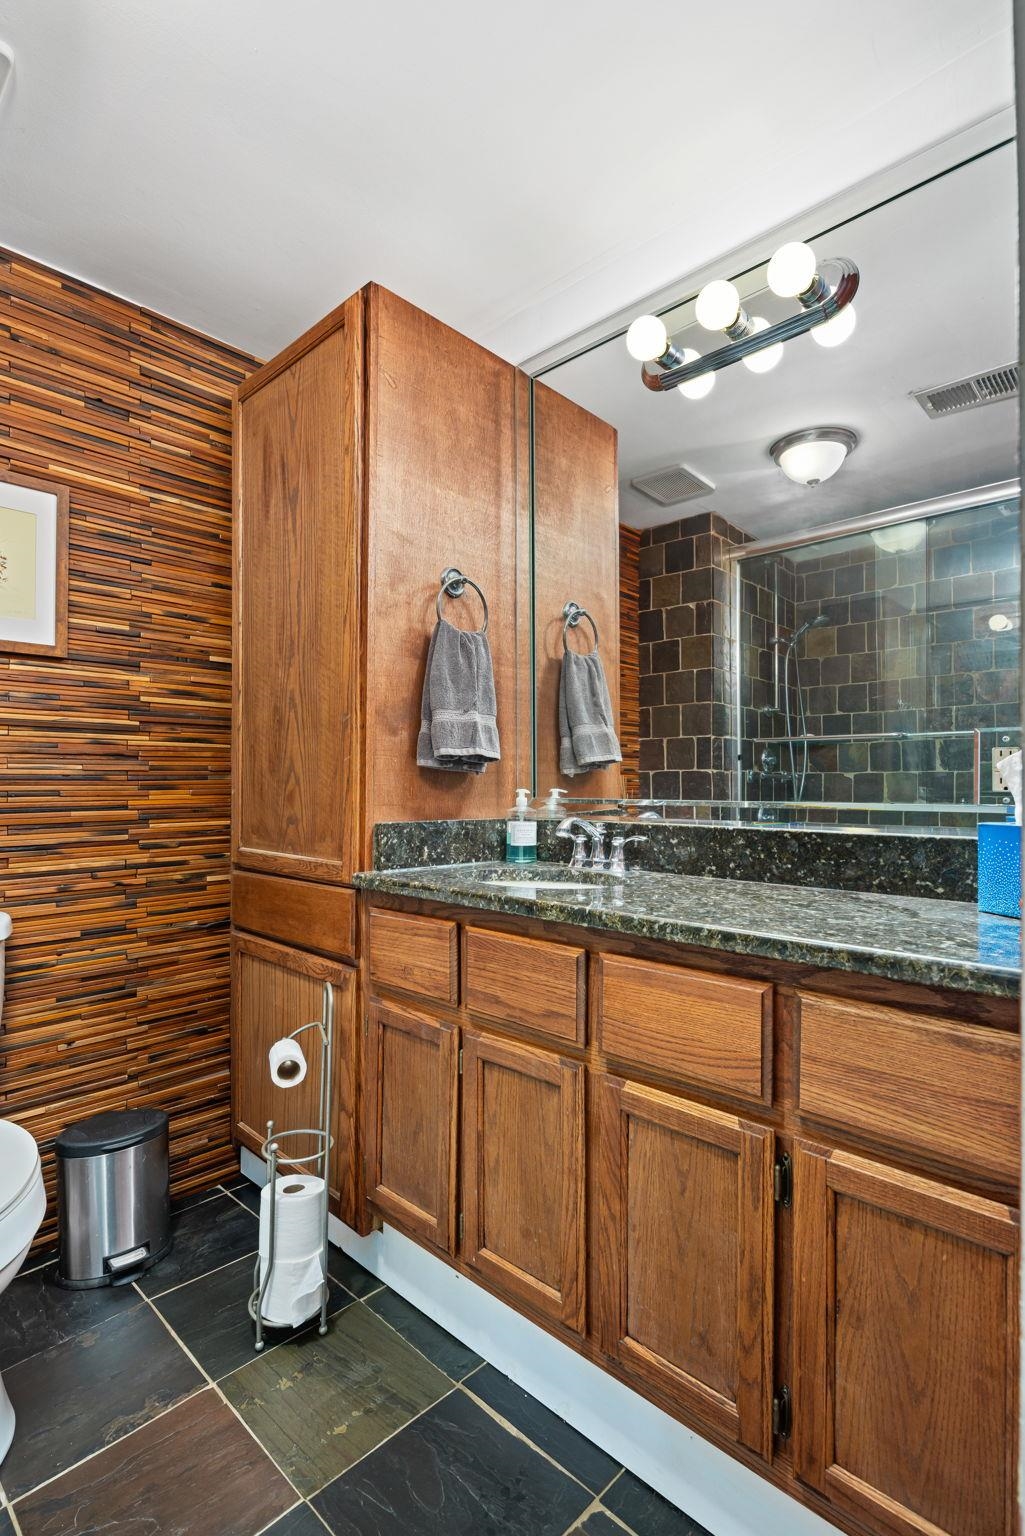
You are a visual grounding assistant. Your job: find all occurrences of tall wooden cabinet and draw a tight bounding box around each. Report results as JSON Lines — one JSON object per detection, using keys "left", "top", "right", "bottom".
{"left": 230, "top": 284, "right": 622, "bottom": 1224}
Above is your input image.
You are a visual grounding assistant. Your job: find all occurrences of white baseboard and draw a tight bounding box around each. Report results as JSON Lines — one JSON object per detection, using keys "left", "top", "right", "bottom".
{"left": 239, "top": 1147, "right": 839, "bottom": 1536}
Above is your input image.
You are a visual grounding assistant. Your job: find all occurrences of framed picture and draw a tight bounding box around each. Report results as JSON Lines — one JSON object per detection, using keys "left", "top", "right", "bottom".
{"left": 0, "top": 471, "right": 69, "bottom": 658}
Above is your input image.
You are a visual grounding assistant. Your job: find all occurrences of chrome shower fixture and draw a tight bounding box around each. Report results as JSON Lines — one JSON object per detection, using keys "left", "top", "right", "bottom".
{"left": 625, "top": 242, "right": 859, "bottom": 398}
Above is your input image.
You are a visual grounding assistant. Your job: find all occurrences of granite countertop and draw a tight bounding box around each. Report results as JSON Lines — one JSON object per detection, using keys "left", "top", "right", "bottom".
{"left": 353, "top": 861, "right": 1021, "bottom": 998}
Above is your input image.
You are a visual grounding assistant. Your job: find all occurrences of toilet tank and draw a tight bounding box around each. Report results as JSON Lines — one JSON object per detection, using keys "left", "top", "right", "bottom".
{"left": 0, "top": 912, "right": 10, "bottom": 1030}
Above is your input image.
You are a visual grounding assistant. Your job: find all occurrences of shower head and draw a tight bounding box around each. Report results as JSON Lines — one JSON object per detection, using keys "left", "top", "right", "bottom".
{"left": 791, "top": 614, "right": 831, "bottom": 644}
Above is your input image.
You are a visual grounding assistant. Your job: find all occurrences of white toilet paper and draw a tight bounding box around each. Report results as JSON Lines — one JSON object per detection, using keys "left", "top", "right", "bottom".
{"left": 257, "top": 1174, "right": 326, "bottom": 1327}
{"left": 268, "top": 1036, "right": 307, "bottom": 1088}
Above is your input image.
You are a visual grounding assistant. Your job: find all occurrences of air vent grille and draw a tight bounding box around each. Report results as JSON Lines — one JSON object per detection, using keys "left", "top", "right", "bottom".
{"left": 630, "top": 463, "right": 714, "bottom": 507}
{"left": 913, "top": 365, "right": 1019, "bottom": 419}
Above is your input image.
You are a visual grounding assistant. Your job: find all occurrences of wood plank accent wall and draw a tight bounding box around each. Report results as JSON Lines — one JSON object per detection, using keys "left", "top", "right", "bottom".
{"left": 0, "top": 247, "right": 258, "bottom": 1244}
{"left": 619, "top": 523, "right": 641, "bottom": 796}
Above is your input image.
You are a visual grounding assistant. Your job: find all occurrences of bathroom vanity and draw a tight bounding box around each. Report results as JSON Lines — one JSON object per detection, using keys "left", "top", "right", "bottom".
{"left": 347, "top": 862, "right": 1019, "bottom": 1536}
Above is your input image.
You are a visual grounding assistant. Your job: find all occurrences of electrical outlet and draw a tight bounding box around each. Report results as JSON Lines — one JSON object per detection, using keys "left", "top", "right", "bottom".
{"left": 992, "top": 745, "right": 1019, "bottom": 791}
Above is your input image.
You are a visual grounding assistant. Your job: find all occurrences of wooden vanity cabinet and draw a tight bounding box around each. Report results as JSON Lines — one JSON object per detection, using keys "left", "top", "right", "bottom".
{"left": 593, "top": 1074, "right": 775, "bottom": 1459}
{"left": 461, "top": 1030, "right": 586, "bottom": 1334}
{"left": 359, "top": 897, "right": 1020, "bottom": 1536}
{"left": 364, "top": 999, "right": 459, "bottom": 1254}
{"left": 793, "top": 1141, "right": 1018, "bottom": 1536}
{"left": 231, "top": 932, "right": 360, "bottom": 1225}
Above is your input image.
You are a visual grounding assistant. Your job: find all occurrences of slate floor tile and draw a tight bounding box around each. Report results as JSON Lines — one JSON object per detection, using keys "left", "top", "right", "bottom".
{"left": 0, "top": 1510, "right": 13, "bottom": 1536}
{"left": 366, "top": 1288, "right": 483, "bottom": 1380}
{"left": 574, "top": 1513, "right": 631, "bottom": 1536}
{"left": 466, "top": 1364, "right": 621, "bottom": 1493}
{"left": 602, "top": 1471, "right": 711, "bottom": 1535}
{"left": 152, "top": 1254, "right": 353, "bottom": 1380}
{"left": 313, "top": 1388, "right": 593, "bottom": 1535}
{"left": 222, "top": 1303, "right": 452, "bottom": 1496}
{"left": 2, "top": 1301, "right": 203, "bottom": 1500}
{"left": 137, "top": 1192, "right": 258, "bottom": 1297}
{"left": 260, "top": 1504, "right": 331, "bottom": 1535}
{"left": 0, "top": 1261, "right": 139, "bottom": 1373}
{"left": 14, "top": 1388, "right": 294, "bottom": 1536}
{"left": 226, "top": 1180, "right": 262, "bottom": 1215}
{"left": 327, "top": 1248, "right": 381, "bottom": 1299}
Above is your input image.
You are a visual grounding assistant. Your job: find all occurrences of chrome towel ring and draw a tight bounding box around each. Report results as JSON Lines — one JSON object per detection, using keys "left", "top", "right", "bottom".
{"left": 563, "top": 601, "right": 599, "bottom": 650}
{"left": 437, "top": 567, "right": 489, "bottom": 632}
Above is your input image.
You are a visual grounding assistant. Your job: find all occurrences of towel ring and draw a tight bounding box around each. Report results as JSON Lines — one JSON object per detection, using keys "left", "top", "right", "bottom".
{"left": 563, "top": 601, "right": 599, "bottom": 651}
{"left": 437, "top": 568, "right": 489, "bottom": 632}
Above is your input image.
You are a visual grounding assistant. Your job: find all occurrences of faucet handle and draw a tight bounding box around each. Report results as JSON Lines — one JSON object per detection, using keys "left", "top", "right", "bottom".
{"left": 609, "top": 832, "right": 648, "bottom": 874}
{"left": 556, "top": 827, "right": 588, "bottom": 870}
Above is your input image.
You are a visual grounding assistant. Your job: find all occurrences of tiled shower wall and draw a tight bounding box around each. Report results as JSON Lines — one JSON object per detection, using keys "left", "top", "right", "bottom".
{"left": 741, "top": 501, "right": 1021, "bottom": 816}
{"left": 637, "top": 513, "right": 749, "bottom": 801}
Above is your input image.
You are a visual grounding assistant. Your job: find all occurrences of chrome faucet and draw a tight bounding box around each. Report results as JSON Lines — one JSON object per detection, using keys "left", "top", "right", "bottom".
{"left": 608, "top": 833, "right": 648, "bottom": 875}
{"left": 556, "top": 816, "right": 607, "bottom": 870}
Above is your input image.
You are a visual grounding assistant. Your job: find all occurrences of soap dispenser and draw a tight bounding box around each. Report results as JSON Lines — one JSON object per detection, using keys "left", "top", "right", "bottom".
{"left": 505, "top": 788, "right": 538, "bottom": 864}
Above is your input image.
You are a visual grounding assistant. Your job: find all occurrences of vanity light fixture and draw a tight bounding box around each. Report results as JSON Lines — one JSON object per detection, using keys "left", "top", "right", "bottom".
{"left": 629, "top": 240, "right": 859, "bottom": 397}
{"left": 770, "top": 427, "right": 858, "bottom": 487}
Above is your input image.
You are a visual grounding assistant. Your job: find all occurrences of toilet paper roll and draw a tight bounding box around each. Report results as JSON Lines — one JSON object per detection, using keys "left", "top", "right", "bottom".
{"left": 268, "top": 1036, "right": 307, "bottom": 1089}
{"left": 257, "top": 1174, "right": 326, "bottom": 1327}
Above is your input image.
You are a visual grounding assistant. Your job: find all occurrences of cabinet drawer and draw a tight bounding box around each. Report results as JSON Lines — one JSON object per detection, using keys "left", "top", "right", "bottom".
{"left": 797, "top": 992, "right": 1019, "bottom": 1186}
{"left": 597, "top": 955, "right": 772, "bottom": 1105}
{"left": 368, "top": 908, "right": 458, "bottom": 1005}
{"left": 464, "top": 927, "right": 585, "bottom": 1045}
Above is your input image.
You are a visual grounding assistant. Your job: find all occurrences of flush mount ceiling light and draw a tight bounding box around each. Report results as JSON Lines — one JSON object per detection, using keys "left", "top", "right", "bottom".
{"left": 870, "top": 521, "right": 927, "bottom": 553}
{"left": 627, "top": 240, "right": 859, "bottom": 399}
{"left": 770, "top": 427, "right": 858, "bottom": 487}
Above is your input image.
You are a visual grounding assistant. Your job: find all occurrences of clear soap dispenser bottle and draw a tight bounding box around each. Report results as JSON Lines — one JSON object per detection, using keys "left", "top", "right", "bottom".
{"left": 505, "top": 788, "right": 538, "bottom": 864}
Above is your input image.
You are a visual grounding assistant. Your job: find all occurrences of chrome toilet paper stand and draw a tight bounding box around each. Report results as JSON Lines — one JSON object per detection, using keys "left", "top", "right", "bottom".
{"left": 247, "top": 981, "right": 334, "bottom": 1350}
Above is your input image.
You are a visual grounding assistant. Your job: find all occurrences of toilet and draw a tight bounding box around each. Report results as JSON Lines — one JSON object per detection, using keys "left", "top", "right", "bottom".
{"left": 0, "top": 914, "right": 46, "bottom": 1463}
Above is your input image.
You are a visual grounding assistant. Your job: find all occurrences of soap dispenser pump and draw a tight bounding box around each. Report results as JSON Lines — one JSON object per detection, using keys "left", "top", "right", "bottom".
{"left": 505, "top": 788, "right": 538, "bottom": 865}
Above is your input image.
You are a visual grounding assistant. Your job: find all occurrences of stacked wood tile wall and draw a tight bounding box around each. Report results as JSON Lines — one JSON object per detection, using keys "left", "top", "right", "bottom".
{"left": 619, "top": 524, "right": 641, "bottom": 796}
{"left": 0, "top": 248, "right": 257, "bottom": 1244}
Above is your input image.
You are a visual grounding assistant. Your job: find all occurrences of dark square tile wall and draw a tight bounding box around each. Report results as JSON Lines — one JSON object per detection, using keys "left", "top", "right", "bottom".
{"left": 637, "top": 512, "right": 750, "bottom": 801}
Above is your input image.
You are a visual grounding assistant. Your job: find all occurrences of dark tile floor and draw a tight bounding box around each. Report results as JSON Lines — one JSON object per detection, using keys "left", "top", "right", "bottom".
{"left": 0, "top": 1178, "right": 713, "bottom": 1536}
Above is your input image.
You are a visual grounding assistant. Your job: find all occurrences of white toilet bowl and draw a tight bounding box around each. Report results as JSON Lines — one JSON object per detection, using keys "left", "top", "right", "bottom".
{"left": 0, "top": 1119, "right": 45, "bottom": 1464}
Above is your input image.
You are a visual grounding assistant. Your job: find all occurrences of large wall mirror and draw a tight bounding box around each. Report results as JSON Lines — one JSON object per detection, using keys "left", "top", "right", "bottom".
{"left": 530, "top": 137, "right": 1019, "bottom": 830}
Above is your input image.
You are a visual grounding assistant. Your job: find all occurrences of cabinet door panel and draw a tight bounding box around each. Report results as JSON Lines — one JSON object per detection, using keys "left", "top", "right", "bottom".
{"left": 594, "top": 1075, "right": 774, "bottom": 1458}
{"left": 793, "top": 1142, "right": 1017, "bottom": 1536}
{"left": 461, "top": 1032, "right": 585, "bottom": 1333}
{"left": 365, "top": 1002, "right": 458, "bottom": 1252}
{"left": 231, "top": 932, "right": 359, "bottom": 1226}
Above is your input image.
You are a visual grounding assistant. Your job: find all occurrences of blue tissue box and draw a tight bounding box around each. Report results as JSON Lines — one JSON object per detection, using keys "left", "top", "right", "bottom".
{"left": 978, "top": 823, "right": 1021, "bottom": 919}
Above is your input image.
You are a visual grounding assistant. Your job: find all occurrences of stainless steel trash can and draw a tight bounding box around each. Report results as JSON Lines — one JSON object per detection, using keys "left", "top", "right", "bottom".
{"left": 55, "top": 1109, "right": 172, "bottom": 1288}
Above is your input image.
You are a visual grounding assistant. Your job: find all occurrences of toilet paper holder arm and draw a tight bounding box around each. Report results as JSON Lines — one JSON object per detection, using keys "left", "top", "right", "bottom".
{"left": 248, "top": 980, "right": 335, "bottom": 1351}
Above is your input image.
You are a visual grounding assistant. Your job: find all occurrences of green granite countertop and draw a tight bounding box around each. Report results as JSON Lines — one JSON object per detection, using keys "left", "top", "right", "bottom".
{"left": 353, "top": 861, "right": 1020, "bottom": 998}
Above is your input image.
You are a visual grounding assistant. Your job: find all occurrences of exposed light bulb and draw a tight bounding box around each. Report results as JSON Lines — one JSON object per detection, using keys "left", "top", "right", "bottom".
{"left": 676, "top": 349, "right": 715, "bottom": 400}
{"left": 695, "top": 279, "right": 741, "bottom": 333}
{"left": 625, "top": 314, "right": 669, "bottom": 362}
{"left": 742, "top": 317, "right": 783, "bottom": 374}
{"left": 767, "top": 242, "right": 817, "bottom": 298}
{"left": 812, "top": 304, "right": 857, "bottom": 349}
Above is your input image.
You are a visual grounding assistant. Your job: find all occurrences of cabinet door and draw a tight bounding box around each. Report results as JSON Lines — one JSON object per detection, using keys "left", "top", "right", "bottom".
{"left": 231, "top": 932, "right": 359, "bottom": 1226}
{"left": 593, "top": 1074, "right": 774, "bottom": 1459}
{"left": 461, "top": 1031, "right": 585, "bottom": 1333}
{"left": 364, "top": 1001, "right": 458, "bottom": 1253}
{"left": 793, "top": 1142, "right": 1018, "bottom": 1536}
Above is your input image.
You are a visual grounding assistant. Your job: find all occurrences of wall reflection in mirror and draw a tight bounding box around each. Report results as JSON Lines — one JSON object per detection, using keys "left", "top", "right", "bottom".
{"left": 531, "top": 139, "right": 1019, "bottom": 830}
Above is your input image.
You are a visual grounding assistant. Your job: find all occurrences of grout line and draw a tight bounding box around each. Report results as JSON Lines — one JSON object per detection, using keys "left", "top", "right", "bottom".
{"left": 9, "top": 1378, "right": 210, "bottom": 1508}
{"left": 137, "top": 1289, "right": 308, "bottom": 1506}
{"left": 140, "top": 1245, "right": 258, "bottom": 1302}
{"left": 458, "top": 1377, "right": 611, "bottom": 1499}
{"left": 305, "top": 1383, "right": 460, "bottom": 1504}
{"left": 219, "top": 1184, "right": 262, "bottom": 1216}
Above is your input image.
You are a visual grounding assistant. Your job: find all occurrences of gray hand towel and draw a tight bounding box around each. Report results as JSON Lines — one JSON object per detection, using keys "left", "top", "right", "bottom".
{"left": 417, "top": 619, "right": 501, "bottom": 774}
{"left": 559, "top": 647, "right": 622, "bottom": 777}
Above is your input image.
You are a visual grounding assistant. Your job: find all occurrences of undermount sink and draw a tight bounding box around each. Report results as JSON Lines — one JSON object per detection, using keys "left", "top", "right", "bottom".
{"left": 477, "top": 868, "right": 616, "bottom": 894}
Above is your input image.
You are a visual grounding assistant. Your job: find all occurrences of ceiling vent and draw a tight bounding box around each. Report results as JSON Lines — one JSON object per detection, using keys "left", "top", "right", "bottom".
{"left": 630, "top": 463, "right": 714, "bottom": 507}
{"left": 912, "top": 365, "right": 1019, "bottom": 420}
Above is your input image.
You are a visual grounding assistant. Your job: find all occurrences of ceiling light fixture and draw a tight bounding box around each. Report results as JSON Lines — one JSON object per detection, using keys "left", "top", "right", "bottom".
{"left": 770, "top": 428, "right": 858, "bottom": 487}
{"left": 0, "top": 42, "right": 12, "bottom": 106}
{"left": 870, "top": 521, "right": 927, "bottom": 553}
{"left": 629, "top": 240, "right": 859, "bottom": 398}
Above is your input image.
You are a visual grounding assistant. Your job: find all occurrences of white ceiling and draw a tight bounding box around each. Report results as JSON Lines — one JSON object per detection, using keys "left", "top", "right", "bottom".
{"left": 544, "top": 143, "right": 1020, "bottom": 538}
{"left": 0, "top": 1, "right": 1014, "bottom": 363}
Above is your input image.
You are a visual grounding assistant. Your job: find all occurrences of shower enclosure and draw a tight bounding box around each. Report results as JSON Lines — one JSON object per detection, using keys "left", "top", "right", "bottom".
{"left": 732, "top": 486, "right": 1021, "bottom": 827}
